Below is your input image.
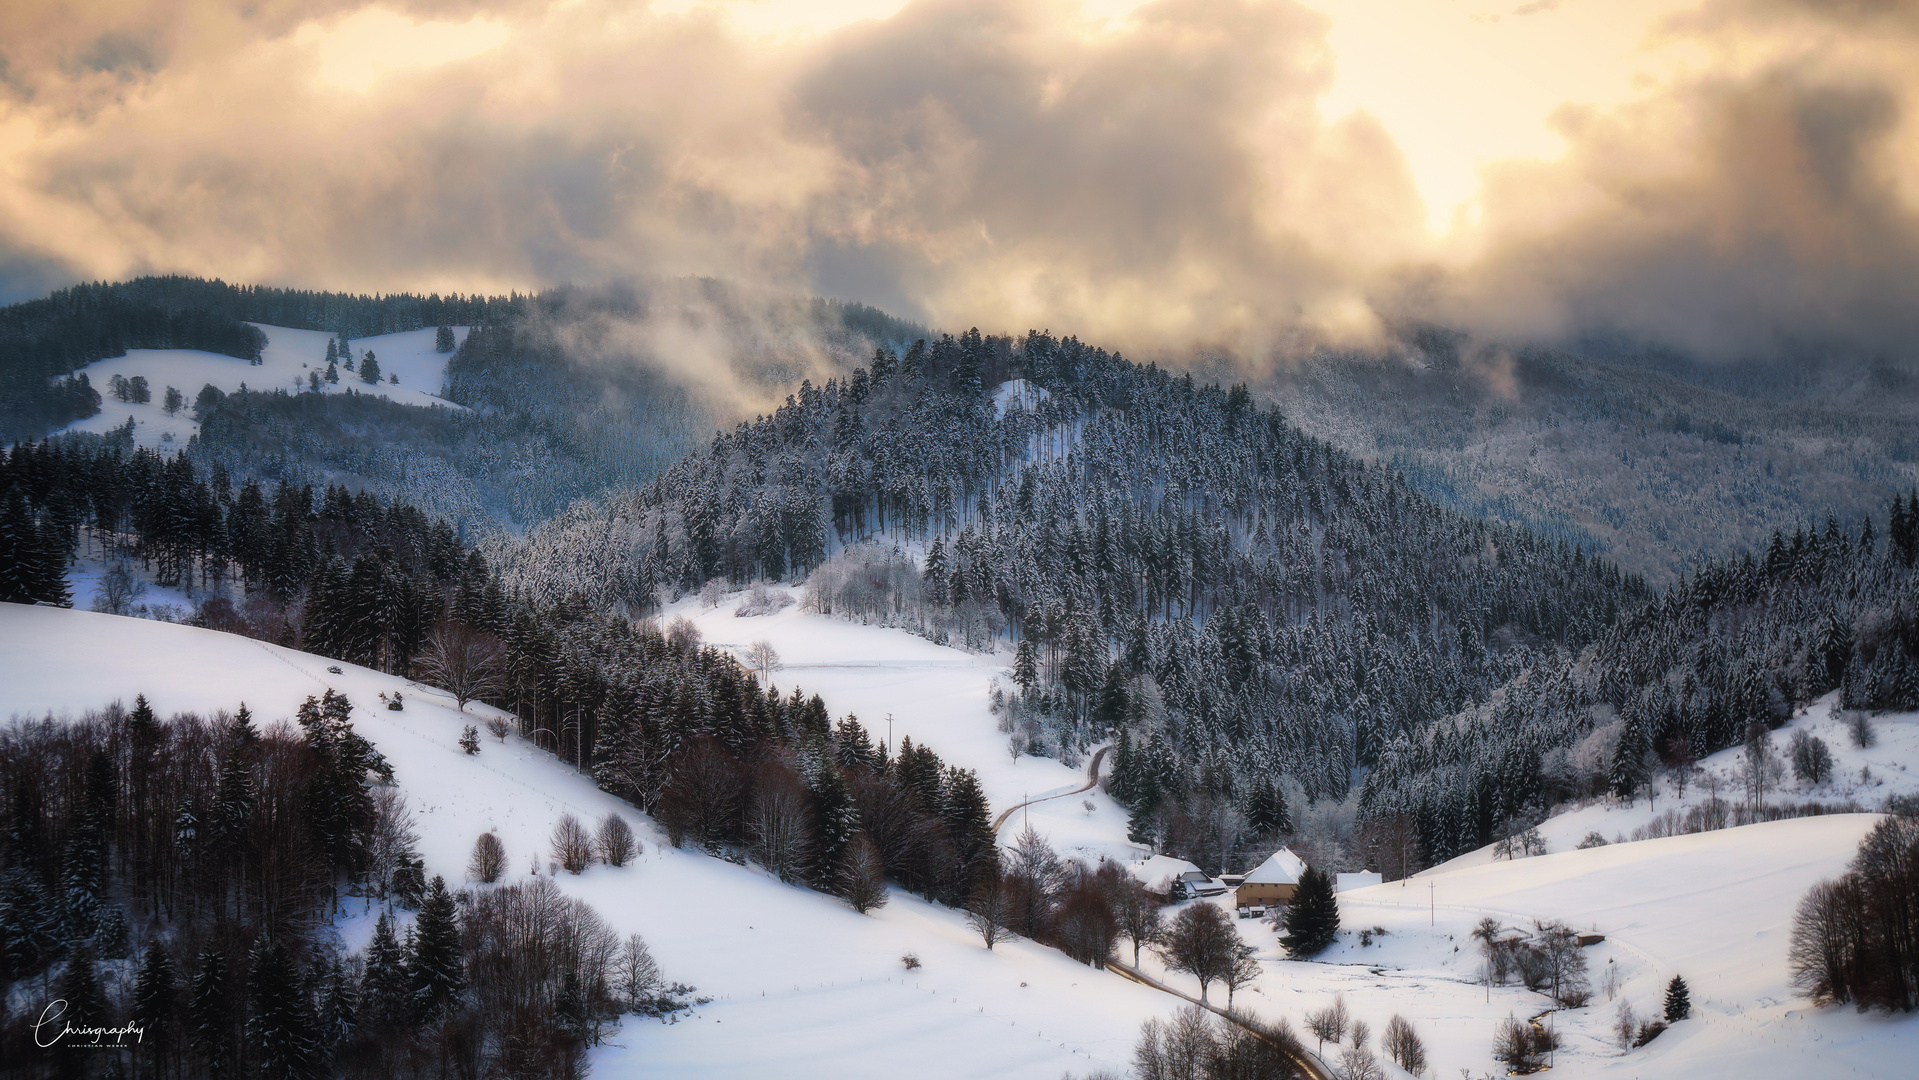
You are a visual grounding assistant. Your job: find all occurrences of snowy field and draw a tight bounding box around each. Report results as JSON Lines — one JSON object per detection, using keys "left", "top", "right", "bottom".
{"left": 0, "top": 605, "right": 1169, "bottom": 1079}
{"left": 4, "top": 600, "right": 1916, "bottom": 1078}
{"left": 54, "top": 323, "right": 468, "bottom": 450}
{"left": 1130, "top": 813, "right": 1914, "bottom": 1080}
{"left": 666, "top": 585, "right": 1141, "bottom": 866}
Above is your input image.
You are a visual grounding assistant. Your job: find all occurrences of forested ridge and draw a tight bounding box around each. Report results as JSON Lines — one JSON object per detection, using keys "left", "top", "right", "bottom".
{"left": 0, "top": 276, "right": 517, "bottom": 445}
{"left": 501, "top": 330, "right": 1648, "bottom": 868}
{"left": 1363, "top": 495, "right": 1919, "bottom": 864}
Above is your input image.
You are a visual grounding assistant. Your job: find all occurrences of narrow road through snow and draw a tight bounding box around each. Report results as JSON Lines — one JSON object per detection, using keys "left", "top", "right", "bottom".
{"left": 992, "top": 745, "right": 1110, "bottom": 835}
{"left": 1105, "top": 958, "right": 1336, "bottom": 1080}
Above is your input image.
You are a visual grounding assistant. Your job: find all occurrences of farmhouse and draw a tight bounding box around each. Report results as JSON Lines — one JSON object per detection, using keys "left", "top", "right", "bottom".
{"left": 1128, "top": 854, "right": 1227, "bottom": 901}
{"left": 1236, "top": 847, "right": 1307, "bottom": 910}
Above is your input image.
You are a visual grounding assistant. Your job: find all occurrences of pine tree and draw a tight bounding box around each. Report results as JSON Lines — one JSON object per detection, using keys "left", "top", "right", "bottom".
{"left": 132, "top": 938, "right": 178, "bottom": 1072}
{"left": 188, "top": 948, "right": 234, "bottom": 1080}
{"left": 407, "top": 876, "right": 464, "bottom": 1023}
{"left": 1280, "top": 866, "right": 1341, "bottom": 958}
{"left": 316, "top": 957, "right": 358, "bottom": 1057}
{"left": 246, "top": 937, "right": 321, "bottom": 1080}
{"left": 939, "top": 767, "right": 996, "bottom": 895}
{"left": 808, "top": 758, "right": 858, "bottom": 888}
{"left": 58, "top": 940, "right": 105, "bottom": 1038}
{"left": 1610, "top": 709, "right": 1651, "bottom": 804}
{"left": 434, "top": 325, "right": 456, "bottom": 353}
{"left": 358, "top": 351, "right": 381, "bottom": 384}
{"left": 1013, "top": 636, "right": 1039, "bottom": 693}
{"left": 460, "top": 725, "right": 480, "bottom": 754}
{"left": 359, "top": 913, "right": 408, "bottom": 1024}
{"left": 1664, "top": 974, "right": 1691, "bottom": 1021}
{"left": 0, "top": 485, "right": 41, "bottom": 603}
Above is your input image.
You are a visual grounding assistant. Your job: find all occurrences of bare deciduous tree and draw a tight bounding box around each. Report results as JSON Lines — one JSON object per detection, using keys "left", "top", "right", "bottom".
{"left": 747, "top": 762, "right": 814, "bottom": 883}
{"left": 412, "top": 621, "right": 506, "bottom": 711}
{"left": 841, "top": 833, "right": 889, "bottom": 914}
{"left": 597, "top": 813, "right": 637, "bottom": 867}
{"left": 366, "top": 786, "right": 421, "bottom": 909}
{"left": 745, "top": 640, "right": 781, "bottom": 680}
{"left": 552, "top": 814, "right": 595, "bottom": 874}
{"left": 1304, "top": 993, "right": 1349, "bottom": 1055}
{"left": 617, "top": 932, "right": 663, "bottom": 1012}
{"left": 968, "top": 878, "right": 1015, "bottom": 950}
{"left": 1158, "top": 903, "right": 1239, "bottom": 1003}
{"left": 1383, "top": 1013, "right": 1427, "bottom": 1075}
{"left": 90, "top": 560, "right": 147, "bottom": 616}
{"left": 469, "top": 831, "right": 505, "bottom": 884}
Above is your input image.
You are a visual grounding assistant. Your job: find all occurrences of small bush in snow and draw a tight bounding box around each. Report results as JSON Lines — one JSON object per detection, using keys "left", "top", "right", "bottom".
{"left": 1578, "top": 831, "right": 1609, "bottom": 849}
{"left": 901, "top": 952, "right": 921, "bottom": 971}
{"left": 459, "top": 725, "right": 480, "bottom": 754}
{"left": 735, "top": 584, "right": 794, "bottom": 618}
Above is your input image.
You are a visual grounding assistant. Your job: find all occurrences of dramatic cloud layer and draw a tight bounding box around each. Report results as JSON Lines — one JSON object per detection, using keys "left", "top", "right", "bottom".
{"left": 2, "top": 0, "right": 1916, "bottom": 362}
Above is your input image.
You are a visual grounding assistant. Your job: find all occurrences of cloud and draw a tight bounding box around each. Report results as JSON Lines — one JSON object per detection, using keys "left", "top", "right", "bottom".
{"left": 0, "top": 0, "right": 1915, "bottom": 367}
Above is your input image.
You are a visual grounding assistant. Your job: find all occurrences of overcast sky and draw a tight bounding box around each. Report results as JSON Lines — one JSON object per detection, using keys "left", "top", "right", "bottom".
{"left": 3, "top": 0, "right": 1916, "bottom": 362}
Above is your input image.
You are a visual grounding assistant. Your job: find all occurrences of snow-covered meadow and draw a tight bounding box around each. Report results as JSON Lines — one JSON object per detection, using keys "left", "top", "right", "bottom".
{"left": 55, "top": 323, "right": 468, "bottom": 451}
{"left": 4, "top": 598, "right": 1916, "bottom": 1078}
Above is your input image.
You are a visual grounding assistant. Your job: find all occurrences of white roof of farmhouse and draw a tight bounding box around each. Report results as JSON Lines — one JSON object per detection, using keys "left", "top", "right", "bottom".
{"left": 1129, "top": 854, "right": 1205, "bottom": 893}
{"left": 1244, "top": 848, "right": 1307, "bottom": 886}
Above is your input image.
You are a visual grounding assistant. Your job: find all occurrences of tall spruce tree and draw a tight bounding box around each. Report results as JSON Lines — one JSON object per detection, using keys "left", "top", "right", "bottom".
{"left": 188, "top": 948, "right": 234, "bottom": 1080}
{"left": 1665, "top": 975, "right": 1691, "bottom": 1021}
{"left": 132, "top": 938, "right": 178, "bottom": 1074}
{"left": 407, "top": 876, "right": 464, "bottom": 1023}
{"left": 1280, "top": 867, "right": 1341, "bottom": 958}
{"left": 246, "top": 937, "right": 321, "bottom": 1080}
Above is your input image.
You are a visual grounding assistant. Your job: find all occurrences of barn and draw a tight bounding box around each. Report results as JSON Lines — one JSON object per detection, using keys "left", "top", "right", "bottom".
{"left": 1235, "top": 848, "right": 1307, "bottom": 910}
{"left": 1128, "top": 854, "right": 1226, "bottom": 901}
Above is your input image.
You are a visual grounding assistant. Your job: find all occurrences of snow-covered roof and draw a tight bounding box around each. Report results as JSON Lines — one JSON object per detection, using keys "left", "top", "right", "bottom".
{"left": 1335, "top": 871, "right": 1383, "bottom": 893}
{"left": 1129, "top": 854, "right": 1204, "bottom": 894}
{"left": 1243, "top": 848, "right": 1307, "bottom": 886}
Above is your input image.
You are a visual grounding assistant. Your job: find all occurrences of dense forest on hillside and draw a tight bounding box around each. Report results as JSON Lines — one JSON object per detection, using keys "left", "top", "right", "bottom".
{"left": 0, "top": 277, "right": 927, "bottom": 531}
{"left": 1363, "top": 493, "right": 1919, "bottom": 865}
{"left": 0, "top": 689, "right": 696, "bottom": 1079}
{"left": 498, "top": 329, "right": 1651, "bottom": 871}
{"left": 0, "top": 433, "right": 1095, "bottom": 959}
{"left": 1272, "top": 340, "right": 1919, "bottom": 582}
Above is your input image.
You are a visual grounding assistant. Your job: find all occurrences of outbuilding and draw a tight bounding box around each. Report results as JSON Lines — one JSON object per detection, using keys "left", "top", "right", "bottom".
{"left": 1335, "top": 871, "right": 1383, "bottom": 893}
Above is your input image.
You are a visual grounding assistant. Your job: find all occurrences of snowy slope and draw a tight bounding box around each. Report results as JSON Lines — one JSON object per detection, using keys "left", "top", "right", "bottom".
{"left": 0, "top": 604, "right": 1171, "bottom": 1079}
{"left": 55, "top": 324, "right": 467, "bottom": 451}
{"left": 1126, "top": 815, "right": 1914, "bottom": 1080}
{"left": 1427, "top": 694, "right": 1919, "bottom": 879}
{"left": 668, "top": 585, "right": 1142, "bottom": 866}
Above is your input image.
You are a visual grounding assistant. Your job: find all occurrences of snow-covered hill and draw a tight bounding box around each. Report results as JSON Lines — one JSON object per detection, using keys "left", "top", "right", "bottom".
{"left": 0, "top": 603, "right": 1168, "bottom": 1079}
{"left": 1155, "top": 814, "right": 1914, "bottom": 1080}
{"left": 5, "top": 599, "right": 1916, "bottom": 1078}
{"left": 55, "top": 324, "right": 468, "bottom": 450}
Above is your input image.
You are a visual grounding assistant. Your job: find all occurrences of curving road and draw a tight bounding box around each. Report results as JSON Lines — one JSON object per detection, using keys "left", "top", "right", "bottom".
{"left": 991, "top": 744, "right": 1111, "bottom": 835}
{"left": 1105, "top": 958, "right": 1335, "bottom": 1080}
